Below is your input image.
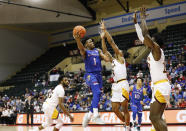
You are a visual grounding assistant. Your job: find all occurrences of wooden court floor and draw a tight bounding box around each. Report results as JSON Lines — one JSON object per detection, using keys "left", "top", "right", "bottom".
{"left": 0, "top": 125, "right": 186, "bottom": 131}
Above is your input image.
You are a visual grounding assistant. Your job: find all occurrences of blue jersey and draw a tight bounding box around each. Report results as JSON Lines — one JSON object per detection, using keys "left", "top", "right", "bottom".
{"left": 131, "top": 85, "right": 143, "bottom": 103}
{"left": 143, "top": 84, "right": 152, "bottom": 95}
{"left": 84, "top": 49, "right": 102, "bottom": 73}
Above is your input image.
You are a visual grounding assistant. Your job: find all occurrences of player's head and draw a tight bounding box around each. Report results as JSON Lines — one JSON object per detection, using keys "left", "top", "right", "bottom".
{"left": 152, "top": 33, "right": 164, "bottom": 48}
{"left": 136, "top": 77, "right": 143, "bottom": 87}
{"left": 84, "top": 38, "right": 95, "bottom": 50}
{"left": 58, "top": 75, "right": 69, "bottom": 87}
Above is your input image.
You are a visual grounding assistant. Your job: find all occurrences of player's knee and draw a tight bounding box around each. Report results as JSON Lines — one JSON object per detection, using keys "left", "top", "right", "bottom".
{"left": 138, "top": 112, "right": 142, "bottom": 116}
{"left": 123, "top": 106, "right": 129, "bottom": 113}
{"left": 112, "top": 106, "right": 119, "bottom": 113}
{"left": 55, "top": 123, "right": 63, "bottom": 129}
{"left": 149, "top": 114, "right": 159, "bottom": 122}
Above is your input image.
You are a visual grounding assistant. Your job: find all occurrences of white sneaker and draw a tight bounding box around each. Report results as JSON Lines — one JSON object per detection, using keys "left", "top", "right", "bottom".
{"left": 125, "top": 126, "right": 131, "bottom": 131}
{"left": 82, "top": 113, "right": 91, "bottom": 127}
{"left": 92, "top": 115, "right": 105, "bottom": 124}
{"left": 29, "top": 127, "right": 39, "bottom": 131}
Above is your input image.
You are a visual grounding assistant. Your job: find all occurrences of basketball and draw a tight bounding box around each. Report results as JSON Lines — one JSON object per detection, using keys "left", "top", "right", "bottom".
{"left": 73, "top": 25, "right": 86, "bottom": 38}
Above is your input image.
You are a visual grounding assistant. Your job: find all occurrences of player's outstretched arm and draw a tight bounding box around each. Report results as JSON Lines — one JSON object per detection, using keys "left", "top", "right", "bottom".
{"left": 73, "top": 33, "right": 86, "bottom": 58}
{"left": 133, "top": 11, "right": 144, "bottom": 43}
{"left": 100, "top": 20, "right": 123, "bottom": 57}
{"left": 139, "top": 7, "right": 161, "bottom": 61}
{"left": 100, "top": 29, "right": 107, "bottom": 54}
{"left": 58, "top": 97, "right": 74, "bottom": 122}
{"left": 97, "top": 48, "right": 111, "bottom": 62}
{"left": 100, "top": 29, "right": 113, "bottom": 62}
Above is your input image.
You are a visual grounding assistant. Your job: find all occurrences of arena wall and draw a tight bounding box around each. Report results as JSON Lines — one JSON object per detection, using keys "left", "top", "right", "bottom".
{"left": 50, "top": 1, "right": 186, "bottom": 46}
{"left": 0, "top": 28, "right": 48, "bottom": 82}
{"left": 16, "top": 109, "right": 186, "bottom": 125}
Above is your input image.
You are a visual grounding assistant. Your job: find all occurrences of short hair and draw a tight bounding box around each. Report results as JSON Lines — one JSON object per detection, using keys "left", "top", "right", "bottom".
{"left": 152, "top": 33, "right": 164, "bottom": 48}
{"left": 82, "top": 37, "right": 94, "bottom": 47}
{"left": 136, "top": 77, "right": 144, "bottom": 83}
{"left": 58, "top": 75, "right": 64, "bottom": 83}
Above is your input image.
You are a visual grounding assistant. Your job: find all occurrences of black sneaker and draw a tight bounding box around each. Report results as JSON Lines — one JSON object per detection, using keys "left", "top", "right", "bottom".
{"left": 137, "top": 126, "right": 140, "bottom": 131}
{"left": 133, "top": 121, "right": 137, "bottom": 127}
{"left": 130, "top": 122, "right": 133, "bottom": 127}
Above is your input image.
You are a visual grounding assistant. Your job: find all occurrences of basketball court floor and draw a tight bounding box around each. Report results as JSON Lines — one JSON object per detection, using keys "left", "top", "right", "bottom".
{"left": 0, "top": 125, "right": 186, "bottom": 131}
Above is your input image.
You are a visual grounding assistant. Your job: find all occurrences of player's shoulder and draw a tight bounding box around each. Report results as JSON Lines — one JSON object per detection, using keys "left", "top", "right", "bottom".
{"left": 55, "top": 84, "right": 64, "bottom": 91}
{"left": 95, "top": 48, "right": 101, "bottom": 52}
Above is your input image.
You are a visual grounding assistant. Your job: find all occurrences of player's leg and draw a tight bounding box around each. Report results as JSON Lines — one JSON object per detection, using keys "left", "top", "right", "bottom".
{"left": 91, "top": 73, "right": 105, "bottom": 123}
{"left": 36, "top": 106, "right": 54, "bottom": 131}
{"left": 112, "top": 102, "right": 125, "bottom": 123}
{"left": 131, "top": 104, "right": 137, "bottom": 127}
{"left": 91, "top": 84, "right": 101, "bottom": 117}
{"left": 83, "top": 73, "right": 102, "bottom": 126}
{"left": 85, "top": 73, "right": 101, "bottom": 117}
{"left": 137, "top": 103, "right": 143, "bottom": 130}
{"left": 150, "top": 101, "right": 167, "bottom": 131}
{"left": 121, "top": 99, "right": 130, "bottom": 129}
{"left": 91, "top": 73, "right": 102, "bottom": 118}
{"left": 27, "top": 112, "right": 29, "bottom": 125}
{"left": 159, "top": 103, "right": 167, "bottom": 129}
{"left": 53, "top": 115, "right": 63, "bottom": 131}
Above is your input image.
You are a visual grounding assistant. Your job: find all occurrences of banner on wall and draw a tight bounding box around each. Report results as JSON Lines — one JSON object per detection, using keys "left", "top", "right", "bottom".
{"left": 49, "top": 74, "right": 60, "bottom": 82}
{"left": 51, "top": 1, "right": 186, "bottom": 45}
{"left": 16, "top": 110, "right": 186, "bottom": 124}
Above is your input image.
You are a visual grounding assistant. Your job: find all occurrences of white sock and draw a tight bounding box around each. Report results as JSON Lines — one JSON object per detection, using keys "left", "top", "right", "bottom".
{"left": 93, "top": 108, "right": 99, "bottom": 117}
{"left": 88, "top": 111, "right": 93, "bottom": 119}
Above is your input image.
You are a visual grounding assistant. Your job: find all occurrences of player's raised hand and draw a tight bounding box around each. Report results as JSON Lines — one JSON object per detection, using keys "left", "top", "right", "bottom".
{"left": 99, "top": 30, "right": 105, "bottom": 39}
{"left": 133, "top": 10, "right": 138, "bottom": 24}
{"left": 140, "top": 7, "right": 149, "bottom": 19}
{"left": 99, "top": 20, "right": 106, "bottom": 31}
{"left": 73, "top": 32, "right": 81, "bottom": 40}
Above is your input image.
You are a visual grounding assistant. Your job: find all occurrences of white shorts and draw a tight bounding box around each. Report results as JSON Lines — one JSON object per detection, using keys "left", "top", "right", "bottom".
{"left": 42, "top": 102, "right": 63, "bottom": 129}
{"left": 151, "top": 80, "right": 171, "bottom": 104}
{"left": 111, "top": 80, "right": 129, "bottom": 103}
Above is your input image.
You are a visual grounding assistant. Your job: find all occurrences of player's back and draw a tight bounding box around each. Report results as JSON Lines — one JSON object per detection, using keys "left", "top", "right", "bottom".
{"left": 46, "top": 84, "right": 65, "bottom": 108}
{"left": 84, "top": 48, "right": 102, "bottom": 73}
{"left": 131, "top": 86, "right": 143, "bottom": 103}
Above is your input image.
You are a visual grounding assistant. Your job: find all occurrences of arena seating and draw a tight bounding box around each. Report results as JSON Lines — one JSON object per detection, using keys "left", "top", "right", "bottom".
{"left": 162, "top": 23, "right": 186, "bottom": 65}
{"left": 0, "top": 45, "right": 71, "bottom": 86}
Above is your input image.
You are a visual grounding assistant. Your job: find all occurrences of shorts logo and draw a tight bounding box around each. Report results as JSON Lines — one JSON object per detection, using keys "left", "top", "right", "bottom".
{"left": 93, "top": 82, "right": 98, "bottom": 85}
{"left": 87, "top": 75, "right": 91, "bottom": 81}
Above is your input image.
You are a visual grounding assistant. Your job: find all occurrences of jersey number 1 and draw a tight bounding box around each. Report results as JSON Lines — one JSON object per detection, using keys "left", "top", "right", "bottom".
{"left": 94, "top": 58, "right": 96, "bottom": 66}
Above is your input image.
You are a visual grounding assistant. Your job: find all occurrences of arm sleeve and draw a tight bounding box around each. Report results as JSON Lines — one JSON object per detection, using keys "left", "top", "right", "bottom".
{"left": 135, "top": 23, "right": 144, "bottom": 42}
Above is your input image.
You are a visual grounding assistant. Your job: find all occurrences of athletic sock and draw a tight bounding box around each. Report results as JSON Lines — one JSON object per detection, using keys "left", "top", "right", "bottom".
{"left": 93, "top": 108, "right": 98, "bottom": 117}
{"left": 88, "top": 111, "right": 93, "bottom": 119}
{"left": 151, "top": 124, "right": 156, "bottom": 131}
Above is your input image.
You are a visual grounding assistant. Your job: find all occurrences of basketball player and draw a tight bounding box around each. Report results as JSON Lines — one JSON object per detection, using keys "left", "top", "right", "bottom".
{"left": 100, "top": 21, "right": 131, "bottom": 131}
{"left": 73, "top": 30, "right": 110, "bottom": 127}
{"left": 133, "top": 7, "right": 171, "bottom": 131}
{"left": 130, "top": 77, "right": 150, "bottom": 131}
{"left": 32, "top": 76, "right": 74, "bottom": 131}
